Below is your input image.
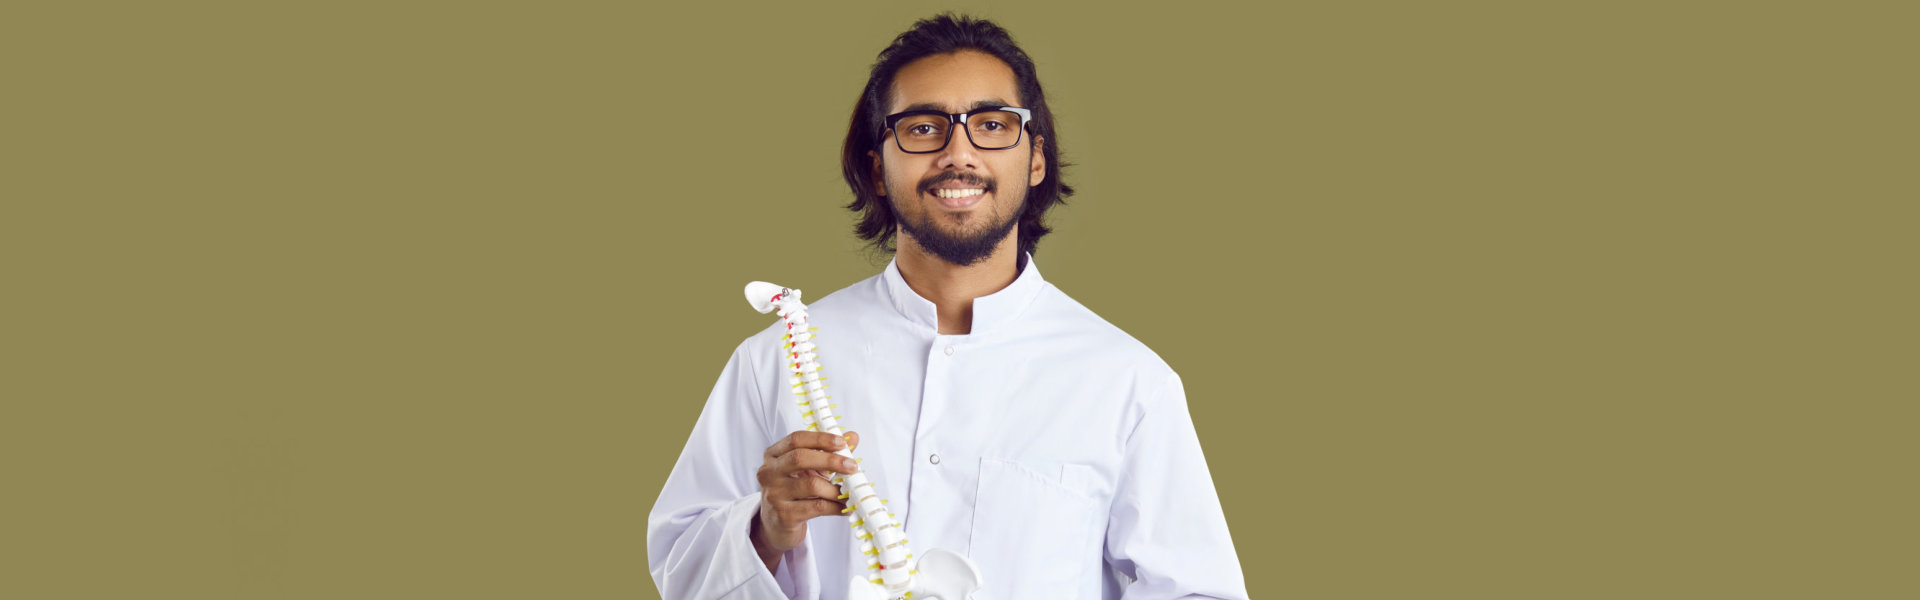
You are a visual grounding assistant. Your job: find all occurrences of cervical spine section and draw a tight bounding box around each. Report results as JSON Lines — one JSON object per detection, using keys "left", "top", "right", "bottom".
{"left": 768, "top": 288, "right": 917, "bottom": 598}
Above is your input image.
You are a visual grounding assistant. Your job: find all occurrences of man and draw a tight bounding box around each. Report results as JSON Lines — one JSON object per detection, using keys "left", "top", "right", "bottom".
{"left": 649, "top": 14, "right": 1247, "bottom": 599}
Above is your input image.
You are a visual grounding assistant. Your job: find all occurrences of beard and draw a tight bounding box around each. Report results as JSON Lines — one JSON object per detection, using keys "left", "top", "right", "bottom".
{"left": 892, "top": 172, "right": 1024, "bottom": 267}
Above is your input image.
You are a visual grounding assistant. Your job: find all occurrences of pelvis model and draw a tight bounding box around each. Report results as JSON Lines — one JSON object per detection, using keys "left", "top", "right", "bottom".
{"left": 746, "top": 282, "right": 983, "bottom": 600}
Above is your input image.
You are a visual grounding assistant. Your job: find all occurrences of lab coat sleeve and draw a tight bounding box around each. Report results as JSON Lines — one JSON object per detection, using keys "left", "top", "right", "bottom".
{"left": 648, "top": 340, "right": 822, "bottom": 599}
{"left": 1106, "top": 372, "right": 1250, "bottom": 599}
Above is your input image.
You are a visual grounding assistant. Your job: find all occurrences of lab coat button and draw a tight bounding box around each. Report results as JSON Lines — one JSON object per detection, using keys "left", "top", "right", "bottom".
{"left": 944, "top": 346, "right": 955, "bottom": 356}
{"left": 929, "top": 453, "right": 941, "bottom": 465}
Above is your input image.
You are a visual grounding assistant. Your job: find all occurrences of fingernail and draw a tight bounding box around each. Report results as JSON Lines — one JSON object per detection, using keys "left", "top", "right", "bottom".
{"left": 842, "top": 459, "right": 857, "bottom": 471}
{"left": 831, "top": 436, "right": 845, "bottom": 448}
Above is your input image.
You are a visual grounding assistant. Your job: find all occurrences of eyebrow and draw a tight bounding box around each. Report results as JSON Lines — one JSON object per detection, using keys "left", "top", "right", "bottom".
{"left": 896, "top": 99, "right": 1015, "bottom": 114}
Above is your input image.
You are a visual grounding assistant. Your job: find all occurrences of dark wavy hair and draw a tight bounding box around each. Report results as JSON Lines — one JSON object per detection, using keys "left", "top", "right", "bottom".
{"left": 840, "top": 13, "right": 1074, "bottom": 258}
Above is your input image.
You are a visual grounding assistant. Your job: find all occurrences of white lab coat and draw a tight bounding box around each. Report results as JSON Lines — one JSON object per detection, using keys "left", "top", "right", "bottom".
{"left": 649, "top": 257, "right": 1248, "bottom": 599}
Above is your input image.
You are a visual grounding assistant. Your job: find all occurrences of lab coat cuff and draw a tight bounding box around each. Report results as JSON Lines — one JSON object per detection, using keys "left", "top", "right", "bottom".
{"left": 772, "top": 528, "right": 819, "bottom": 599}
{"left": 724, "top": 492, "right": 821, "bottom": 599}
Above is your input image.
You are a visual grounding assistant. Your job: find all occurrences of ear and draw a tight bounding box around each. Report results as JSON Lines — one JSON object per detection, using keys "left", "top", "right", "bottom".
{"left": 1028, "top": 134, "right": 1046, "bottom": 187}
{"left": 867, "top": 150, "right": 887, "bottom": 196}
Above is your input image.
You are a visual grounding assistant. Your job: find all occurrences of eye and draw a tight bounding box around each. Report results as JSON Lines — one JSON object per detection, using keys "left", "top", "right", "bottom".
{"left": 907, "top": 124, "right": 939, "bottom": 136}
{"left": 979, "top": 121, "right": 1005, "bottom": 131}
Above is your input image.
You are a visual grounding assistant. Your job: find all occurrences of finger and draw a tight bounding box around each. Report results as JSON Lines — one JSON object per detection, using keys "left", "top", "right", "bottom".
{"left": 773, "top": 470, "right": 840, "bottom": 499}
{"left": 756, "top": 430, "right": 802, "bottom": 463}
{"left": 770, "top": 475, "right": 848, "bottom": 510}
{"left": 794, "top": 469, "right": 839, "bottom": 490}
{"left": 764, "top": 430, "right": 849, "bottom": 461}
{"left": 765, "top": 490, "right": 844, "bottom": 528}
{"left": 844, "top": 431, "right": 859, "bottom": 451}
{"left": 764, "top": 434, "right": 796, "bottom": 461}
{"left": 803, "top": 473, "right": 846, "bottom": 503}
{"left": 793, "top": 430, "right": 849, "bottom": 451}
{"left": 784, "top": 498, "right": 848, "bottom": 522}
{"left": 778, "top": 448, "right": 859, "bottom": 476}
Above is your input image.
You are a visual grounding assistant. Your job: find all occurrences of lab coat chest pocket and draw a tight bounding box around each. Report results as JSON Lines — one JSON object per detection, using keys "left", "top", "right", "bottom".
{"left": 969, "top": 458, "right": 1100, "bottom": 599}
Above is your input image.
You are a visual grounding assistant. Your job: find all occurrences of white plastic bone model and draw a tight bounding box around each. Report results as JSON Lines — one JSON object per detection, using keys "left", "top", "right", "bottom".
{"left": 746, "top": 281, "right": 984, "bottom": 600}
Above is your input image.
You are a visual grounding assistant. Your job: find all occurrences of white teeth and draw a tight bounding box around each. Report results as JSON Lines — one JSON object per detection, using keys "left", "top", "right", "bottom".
{"left": 933, "top": 188, "right": 984, "bottom": 199}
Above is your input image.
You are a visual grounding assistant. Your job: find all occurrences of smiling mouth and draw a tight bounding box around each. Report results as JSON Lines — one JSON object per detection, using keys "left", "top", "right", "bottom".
{"left": 926, "top": 187, "right": 987, "bottom": 210}
{"left": 931, "top": 188, "right": 986, "bottom": 199}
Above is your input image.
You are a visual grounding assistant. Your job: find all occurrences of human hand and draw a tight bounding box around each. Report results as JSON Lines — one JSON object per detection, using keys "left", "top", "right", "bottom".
{"left": 750, "top": 430, "right": 861, "bottom": 570}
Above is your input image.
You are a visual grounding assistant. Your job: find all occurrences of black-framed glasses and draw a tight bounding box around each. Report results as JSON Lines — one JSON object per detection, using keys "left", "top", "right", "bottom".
{"left": 880, "top": 106, "right": 1033, "bottom": 154}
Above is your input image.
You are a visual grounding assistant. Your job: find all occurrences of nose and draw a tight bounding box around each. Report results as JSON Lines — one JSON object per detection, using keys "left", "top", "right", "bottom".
{"left": 933, "top": 130, "right": 983, "bottom": 171}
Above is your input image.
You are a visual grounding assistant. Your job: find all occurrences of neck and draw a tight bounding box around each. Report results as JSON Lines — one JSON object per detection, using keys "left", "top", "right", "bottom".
{"left": 895, "top": 229, "right": 1021, "bottom": 335}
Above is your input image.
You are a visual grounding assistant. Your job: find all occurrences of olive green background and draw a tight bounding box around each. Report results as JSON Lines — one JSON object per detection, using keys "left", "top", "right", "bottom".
{"left": 4, "top": 0, "right": 1912, "bottom": 598}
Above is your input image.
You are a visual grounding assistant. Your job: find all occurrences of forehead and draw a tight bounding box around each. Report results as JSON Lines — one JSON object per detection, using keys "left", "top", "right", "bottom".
{"left": 887, "top": 50, "right": 1023, "bottom": 113}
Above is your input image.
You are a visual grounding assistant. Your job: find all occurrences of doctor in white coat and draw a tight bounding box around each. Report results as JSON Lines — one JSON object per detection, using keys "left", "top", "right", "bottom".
{"left": 649, "top": 14, "right": 1247, "bottom": 600}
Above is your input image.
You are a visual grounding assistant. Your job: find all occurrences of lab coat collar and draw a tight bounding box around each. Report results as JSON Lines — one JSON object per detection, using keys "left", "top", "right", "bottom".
{"left": 881, "top": 252, "right": 1046, "bottom": 335}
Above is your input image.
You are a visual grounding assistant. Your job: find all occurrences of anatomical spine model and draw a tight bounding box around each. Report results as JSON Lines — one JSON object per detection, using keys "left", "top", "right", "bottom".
{"left": 746, "top": 282, "right": 983, "bottom": 600}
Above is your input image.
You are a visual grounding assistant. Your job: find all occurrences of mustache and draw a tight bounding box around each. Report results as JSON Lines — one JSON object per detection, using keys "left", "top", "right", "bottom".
{"left": 919, "top": 172, "right": 993, "bottom": 194}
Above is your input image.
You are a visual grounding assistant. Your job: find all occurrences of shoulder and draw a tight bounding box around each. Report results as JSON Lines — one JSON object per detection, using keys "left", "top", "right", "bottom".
{"left": 722, "top": 274, "right": 889, "bottom": 436}
{"left": 1014, "top": 281, "right": 1188, "bottom": 446}
{"left": 795, "top": 271, "right": 888, "bottom": 324}
{"left": 1022, "top": 281, "right": 1178, "bottom": 385}
{"left": 732, "top": 272, "right": 889, "bottom": 363}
